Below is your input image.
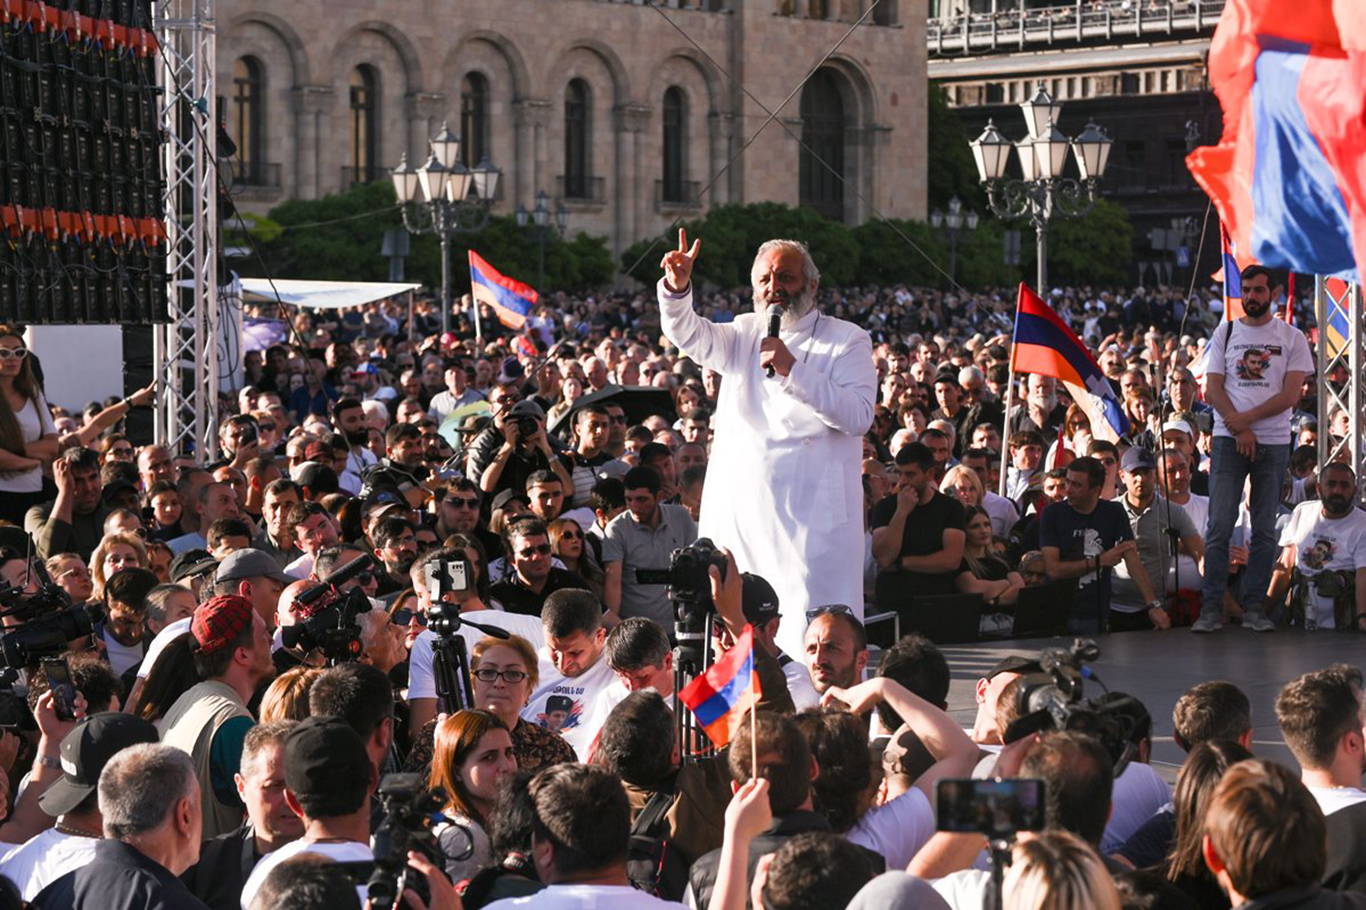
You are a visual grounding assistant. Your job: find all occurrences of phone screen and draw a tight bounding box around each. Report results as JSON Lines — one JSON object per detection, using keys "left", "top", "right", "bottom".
{"left": 935, "top": 778, "right": 1046, "bottom": 837}
{"left": 42, "top": 658, "right": 77, "bottom": 722}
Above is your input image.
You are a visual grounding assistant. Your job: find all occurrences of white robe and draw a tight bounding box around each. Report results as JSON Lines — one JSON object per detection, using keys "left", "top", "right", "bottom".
{"left": 658, "top": 280, "right": 876, "bottom": 658}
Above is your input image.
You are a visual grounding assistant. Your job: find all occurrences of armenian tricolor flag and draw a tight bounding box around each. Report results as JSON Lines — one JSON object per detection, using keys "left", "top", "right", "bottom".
{"left": 1010, "top": 283, "right": 1130, "bottom": 443}
{"left": 679, "top": 625, "right": 762, "bottom": 749}
{"left": 1220, "top": 224, "right": 1245, "bottom": 321}
{"left": 1186, "top": 0, "right": 1366, "bottom": 284}
{"left": 469, "top": 251, "right": 538, "bottom": 330}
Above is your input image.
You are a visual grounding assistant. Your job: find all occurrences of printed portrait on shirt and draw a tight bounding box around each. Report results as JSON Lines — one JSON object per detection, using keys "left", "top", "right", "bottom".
{"left": 537, "top": 693, "right": 581, "bottom": 732}
{"left": 1303, "top": 538, "right": 1336, "bottom": 571}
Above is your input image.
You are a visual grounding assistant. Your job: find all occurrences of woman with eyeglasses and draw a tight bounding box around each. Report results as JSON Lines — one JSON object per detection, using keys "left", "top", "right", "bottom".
{"left": 467, "top": 635, "right": 575, "bottom": 774}
{"left": 89, "top": 531, "right": 148, "bottom": 605}
{"left": 45, "top": 552, "right": 94, "bottom": 607}
{"left": 428, "top": 710, "right": 519, "bottom": 885}
{"left": 0, "top": 325, "right": 60, "bottom": 524}
{"left": 547, "top": 518, "right": 604, "bottom": 601}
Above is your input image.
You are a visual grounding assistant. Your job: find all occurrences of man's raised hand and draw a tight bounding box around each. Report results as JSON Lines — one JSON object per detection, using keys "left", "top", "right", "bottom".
{"left": 661, "top": 227, "right": 701, "bottom": 294}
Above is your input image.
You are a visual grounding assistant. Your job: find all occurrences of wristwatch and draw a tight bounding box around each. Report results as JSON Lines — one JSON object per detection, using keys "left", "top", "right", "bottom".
{"left": 1147, "top": 601, "right": 1164, "bottom": 612}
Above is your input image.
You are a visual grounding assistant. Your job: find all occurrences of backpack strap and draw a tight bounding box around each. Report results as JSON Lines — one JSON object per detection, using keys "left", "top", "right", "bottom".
{"left": 632, "top": 788, "right": 676, "bottom": 837}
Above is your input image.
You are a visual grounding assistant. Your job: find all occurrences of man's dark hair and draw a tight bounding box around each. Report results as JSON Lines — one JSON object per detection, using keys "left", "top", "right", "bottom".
{"left": 1290, "top": 444, "right": 1318, "bottom": 474}
{"left": 528, "top": 764, "right": 631, "bottom": 877}
{"left": 307, "top": 663, "right": 395, "bottom": 744}
{"left": 541, "top": 589, "right": 602, "bottom": 639}
{"left": 761, "top": 832, "right": 876, "bottom": 910}
{"left": 1045, "top": 466, "right": 1069, "bottom": 481}
{"left": 604, "top": 617, "right": 670, "bottom": 672}
{"left": 207, "top": 518, "right": 252, "bottom": 549}
{"left": 919, "top": 427, "right": 950, "bottom": 446}
{"left": 1321, "top": 461, "right": 1356, "bottom": 484}
{"left": 373, "top": 516, "right": 414, "bottom": 550}
{"left": 626, "top": 426, "right": 654, "bottom": 446}
{"left": 639, "top": 442, "right": 672, "bottom": 468}
{"left": 62, "top": 446, "right": 100, "bottom": 473}
{"left": 622, "top": 465, "right": 661, "bottom": 495}
{"left": 1087, "top": 439, "right": 1119, "bottom": 459}
{"left": 591, "top": 477, "right": 626, "bottom": 513}
{"left": 893, "top": 442, "right": 935, "bottom": 470}
{"left": 488, "top": 769, "right": 539, "bottom": 861}
{"left": 105, "top": 568, "right": 160, "bottom": 611}
{"left": 1173, "top": 681, "right": 1251, "bottom": 752}
{"left": 265, "top": 478, "right": 303, "bottom": 500}
{"left": 793, "top": 709, "right": 872, "bottom": 834}
{"left": 1093, "top": 691, "right": 1152, "bottom": 751}
{"left": 876, "top": 634, "right": 949, "bottom": 725}
{"left": 575, "top": 404, "right": 610, "bottom": 426}
{"left": 384, "top": 422, "right": 420, "bottom": 449}
{"left": 1207, "top": 758, "right": 1324, "bottom": 899}
{"left": 28, "top": 651, "right": 124, "bottom": 719}
{"left": 314, "top": 545, "right": 367, "bottom": 579}
{"left": 1239, "top": 264, "right": 1276, "bottom": 286}
{"left": 253, "top": 854, "right": 362, "bottom": 910}
{"left": 1275, "top": 664, "right": 1364, "bottom": 771}
{"left": 1020, "top": 730, "right": 1115, "bottom": 846}
{"left": 729, "top": 711, "right": 813, "bottom": 815}
{"left": 1113, "top": 869, "right": 1201, "bottom": 910}
{"left": 1067, "top": 455, "right": 1107, "bottom": 489}
{"left": 807, "top": 608, "right": 867, "bottom": 653}
{"left": 592, "top": 690, "right": 676, "bottom": 789}
{"left": 1009, "top": 430, "right": 1045, "bottom": 450}
{"left": 505, "top": 517, "right": 549, "bottom": 555}
{"left": 331, "top": 397, "right": 363, "bottom": 420}
{"left": 525, "top": 469, "right": 560, "bottom": 491}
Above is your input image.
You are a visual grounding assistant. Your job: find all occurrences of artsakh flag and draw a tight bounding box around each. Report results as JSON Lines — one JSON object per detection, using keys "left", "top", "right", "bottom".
{"left": 469, "top": 251, "right": 538, "bottom": 330}
{"left": 1010, "top": 283, "right": 1130, "bottom": 443}
{"left": 1186, "top": 0, "right": 1366, "bottom": 284}
{"left": 679, "top": 625, "right": 762, "bottom": 749}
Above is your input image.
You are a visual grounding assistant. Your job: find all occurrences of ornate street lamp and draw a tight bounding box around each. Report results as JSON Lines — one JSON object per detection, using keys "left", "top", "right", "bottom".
{"left": 516, "top": 188, "right": 569, "bottom": 292}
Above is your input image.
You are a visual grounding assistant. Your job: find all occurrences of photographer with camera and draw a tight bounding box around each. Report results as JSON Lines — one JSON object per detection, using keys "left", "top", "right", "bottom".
{"left": 603, "top": 466, "right": 698, "bottom": 630}
{"left": 466, "top": 389, "right": 572, "bottom": 502}
{"left": 1269, "top": 463, "right": 1366, "bottom": 631}
{"left": 238, "top": 717, "right": 376, "bottom": 910}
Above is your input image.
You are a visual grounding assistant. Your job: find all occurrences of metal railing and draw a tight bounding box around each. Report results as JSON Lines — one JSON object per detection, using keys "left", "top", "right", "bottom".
{"left": 556, "top": 175, "right": 606, "bottom": 204}
{"left": 656, "top": 179, "right": 703, "bottom": 210}
{"left": 230, "top": 161, "right": 281, "bottom": 190}
{"left": 927, "top": 0, "right": 1223, "bottom": 54}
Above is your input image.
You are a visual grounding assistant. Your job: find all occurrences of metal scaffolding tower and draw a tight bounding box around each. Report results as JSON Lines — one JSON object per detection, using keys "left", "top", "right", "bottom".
{"left": 153, "top": 0, "right": 219, "bottom": 460}
{"left": 1315, "top": 276, "right": 1364, "bottom": 481}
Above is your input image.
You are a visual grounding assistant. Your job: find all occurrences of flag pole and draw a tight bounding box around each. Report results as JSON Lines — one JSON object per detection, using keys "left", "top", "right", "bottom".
{"left": 1000, "top": 284, "right": 1024, "bottom": 499}
{"left": 751, "top": 702, "right": 758, "bottom": 782}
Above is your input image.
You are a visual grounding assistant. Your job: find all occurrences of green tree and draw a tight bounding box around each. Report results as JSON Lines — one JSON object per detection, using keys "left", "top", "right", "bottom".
{"left": 926, "top": 83, "right": 984, "bottom": 213}
{"left": 1021, "top": 197, "right": 1134, "bottom": 287}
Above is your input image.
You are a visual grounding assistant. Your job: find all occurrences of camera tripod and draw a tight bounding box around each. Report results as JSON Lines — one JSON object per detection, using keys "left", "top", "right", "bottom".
{"left": 673, "top": 604, "right": 717, "bottom": 763}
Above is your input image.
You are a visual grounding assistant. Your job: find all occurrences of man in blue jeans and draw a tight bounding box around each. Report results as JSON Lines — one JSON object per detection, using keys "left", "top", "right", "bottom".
{"left": 1196, "top": 265, "right": 1313, "bottom": 632}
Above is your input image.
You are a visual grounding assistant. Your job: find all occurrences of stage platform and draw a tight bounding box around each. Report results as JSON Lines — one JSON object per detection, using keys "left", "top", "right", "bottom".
{"left": 937, "top": 627, "right": 1366, "bottom": 782}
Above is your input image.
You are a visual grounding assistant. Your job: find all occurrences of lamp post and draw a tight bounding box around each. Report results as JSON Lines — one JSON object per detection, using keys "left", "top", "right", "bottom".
{"left": 515, "top": 189, "right": 568, "bottom": 294}
{"left": 390, "top": 122, "right": 501, "bottom": 340}
{"left": 969, "top": 83, "right": 1111, "bottom": 291}
{"left": 929, "top": 196, "right": 979, "bottom": 285}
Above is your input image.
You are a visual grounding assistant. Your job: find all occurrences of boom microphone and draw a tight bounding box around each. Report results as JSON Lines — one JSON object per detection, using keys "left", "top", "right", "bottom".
{"left": 765, "top": 304, "right": 783, "bottom": 378}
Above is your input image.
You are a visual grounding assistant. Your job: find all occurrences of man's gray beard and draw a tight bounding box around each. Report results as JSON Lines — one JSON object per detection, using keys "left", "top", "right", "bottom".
{"left": 753, "top": 287, "right": 817, "bottom": 329}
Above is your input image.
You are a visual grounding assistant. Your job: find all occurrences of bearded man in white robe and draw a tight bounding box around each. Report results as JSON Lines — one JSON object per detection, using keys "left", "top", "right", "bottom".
{"left": 657, "top": 229, "right": 876, "bottom": 658}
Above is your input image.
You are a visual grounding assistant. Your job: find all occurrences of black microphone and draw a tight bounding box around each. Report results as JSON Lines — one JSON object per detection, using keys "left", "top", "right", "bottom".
{"left": 765, "top": 304, "right": 783, "bottom": 378}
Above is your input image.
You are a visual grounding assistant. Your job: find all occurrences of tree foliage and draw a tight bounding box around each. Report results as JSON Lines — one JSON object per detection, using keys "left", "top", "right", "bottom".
{"left": 1021, "top": 197, "right": 1134, "bottom": 287}
{"left": 926, "top": 83, "right": 985, "bottom": 213}
{"left": 232, "top": 181, "right": 614, "bottom": 292}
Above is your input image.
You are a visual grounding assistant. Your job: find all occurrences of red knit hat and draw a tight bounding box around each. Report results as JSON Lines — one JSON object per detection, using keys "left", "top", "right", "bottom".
{"left": 191, "top": 595, "right": 254, "bottom": 655}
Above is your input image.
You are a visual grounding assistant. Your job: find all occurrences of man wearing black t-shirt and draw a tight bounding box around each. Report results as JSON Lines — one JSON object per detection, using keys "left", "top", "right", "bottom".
{"left": 1040, "top": 455, "right": 1158, "bottom": 633}
{"left": 870, "top": 442, "right": 967, "bottom": 611}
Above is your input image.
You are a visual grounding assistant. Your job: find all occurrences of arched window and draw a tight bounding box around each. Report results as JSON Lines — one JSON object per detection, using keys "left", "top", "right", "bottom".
{"left": 661, "top": 87, "right": 686, "bottom": 204}
{"left": 461, "top": 73, "right": 489, "bottom": 168}
{"left": 232, "top": 57, "right": 264, "bottom": 183}
{"left": 563, "top": 79, "right": 590, "bottom": 199}
{"left": 349, "top": 66, "right": 378, "bottom": 184}
{"left": 799, "top": 69, "right": 845, "bottom": 221}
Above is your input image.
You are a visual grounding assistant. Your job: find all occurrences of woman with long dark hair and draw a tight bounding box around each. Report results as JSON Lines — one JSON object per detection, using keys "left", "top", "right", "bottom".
{"left": 0, "top": 326, "right": 59, "bottom": 524}
{"left": 1162, "top": 739, "right": 1253, "bottom": 909}
{"left": 427, "top": 709, "right": 518, "bottom": 884}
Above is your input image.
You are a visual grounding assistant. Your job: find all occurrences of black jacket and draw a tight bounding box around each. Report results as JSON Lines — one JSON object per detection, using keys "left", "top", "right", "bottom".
{"left": 489, "top": 567, "right": 591, "bottom": 616}
{"left": 181, "top": 824, "right": 260, "bottom": 910}
{"left": 34, "top": 839, "right": 210, "bottom": 910}
{"left": 1235, "top": 885, "right": 1366, "bottom": 910}
{"left": 683, "top": 810, "right": 885, "bottom": 910}
{"left": 1324, "top": 801, "right": 1366, "bottom": 894}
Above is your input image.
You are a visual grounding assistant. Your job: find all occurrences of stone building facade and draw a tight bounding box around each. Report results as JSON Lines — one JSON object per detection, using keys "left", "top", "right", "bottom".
{"left": 218, "top": 0, "right": 926, "bottom": 253}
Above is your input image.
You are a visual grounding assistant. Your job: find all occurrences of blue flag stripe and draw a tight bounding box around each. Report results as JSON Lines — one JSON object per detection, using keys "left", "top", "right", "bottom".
{"left": 691, "top": 654, "right": 755, "bottom": 729}
{"left": 1015, "top": 313, "right": 1109, "bottom": 388}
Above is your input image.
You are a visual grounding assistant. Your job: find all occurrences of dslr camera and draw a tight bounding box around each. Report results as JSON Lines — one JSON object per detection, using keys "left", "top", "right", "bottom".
{"left": 636, "top": 537, "right": 728, "bottom": 611}
{"left": 1003, "top": 639, "right": 1142, "bottom": 775}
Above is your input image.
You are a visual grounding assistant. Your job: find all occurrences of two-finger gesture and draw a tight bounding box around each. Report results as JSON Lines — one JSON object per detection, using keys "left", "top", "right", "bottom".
{"left": 660, "top": 228, "right": 701, "bottom": 294}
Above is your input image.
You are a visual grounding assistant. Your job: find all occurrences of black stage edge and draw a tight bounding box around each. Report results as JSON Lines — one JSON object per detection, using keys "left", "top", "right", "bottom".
{"left": 940, "top": 627, "right": 1364, "bottom": 781}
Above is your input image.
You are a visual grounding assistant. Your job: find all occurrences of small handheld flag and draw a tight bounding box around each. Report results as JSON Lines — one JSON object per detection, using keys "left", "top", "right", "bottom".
{"left": 679, "top": 625, "right": 763, "bottom": 749}
{"left": 469, "top": 251, "right": 538, "bottom": 330}
{"left": 1220, "top": 224, "right": 1244, "bottom": 321}
{"left": 1010, "top": 283, "right": 1131, "bottom": 443}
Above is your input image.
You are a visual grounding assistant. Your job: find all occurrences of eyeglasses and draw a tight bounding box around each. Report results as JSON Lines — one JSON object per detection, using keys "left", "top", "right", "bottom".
{"left": 517, "top": 544, "right": 552, "bottom": 558}
{"left": 0, "top": 348, "right": 27, "bottom": 361}
{"left": 391, "top": 608, "right": 427, "bottom": 627}
{"left": 448, "top": 497, "right": 479, "bottom": 509}
{"left": 472, "top": 668, "right": 530, "bottom": 684}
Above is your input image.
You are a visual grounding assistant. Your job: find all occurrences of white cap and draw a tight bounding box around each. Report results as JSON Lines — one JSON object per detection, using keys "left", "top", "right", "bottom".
{"left": 1162, "top": 419, "right": 1195, "bottom": 439}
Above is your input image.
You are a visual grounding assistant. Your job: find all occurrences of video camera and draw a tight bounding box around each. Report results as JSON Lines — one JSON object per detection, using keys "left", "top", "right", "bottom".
{"left": 279, "top": 554, "right": 374, "bottom": 664}
{"left": 636, "top": 537, "right": 728, "bottom": 613}
{"left": 1002, "top": 639, "right": 1141, "bottom": 776}
{"left": 0, "top": 563, "right": 95, "bottom": 669}
{"left": 366, "top": 772, "right": 464, "bottom": 910}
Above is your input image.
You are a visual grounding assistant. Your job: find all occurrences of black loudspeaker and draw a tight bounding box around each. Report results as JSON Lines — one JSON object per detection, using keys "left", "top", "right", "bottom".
{"left": 0, "top": 1, "right": 168, "bottom": 325}
{"left": 121, "top": 325, "right": 155, "bottom": 445}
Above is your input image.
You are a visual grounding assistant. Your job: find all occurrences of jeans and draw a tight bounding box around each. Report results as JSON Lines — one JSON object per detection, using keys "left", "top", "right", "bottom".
{"left": 1200, "top": 436, "right": 1290, "bottom": 620}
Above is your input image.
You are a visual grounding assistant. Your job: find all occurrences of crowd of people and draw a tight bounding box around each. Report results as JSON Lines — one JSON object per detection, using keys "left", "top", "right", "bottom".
{"left": 0, "top": 231, "right": 1350, "bottom": 910}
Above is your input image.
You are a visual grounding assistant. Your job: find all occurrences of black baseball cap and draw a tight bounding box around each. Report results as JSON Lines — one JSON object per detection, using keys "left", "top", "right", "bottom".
{"left": 985, "top": 655, "right": 1041, "bottom": 680}
{"left": 491, "top": 489, "right": 529, "bottom": 514}
{"left": 284, "top": 716, "right": 371, "bottom": 801}
{"left": 169, "top": 549, "right": 218, "bottom": 583}
{"left": 741, "top": 573, "right": 780, "bottom": 625}
{"left": 40, "top": 713, "right": 160, "bottom": 817}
